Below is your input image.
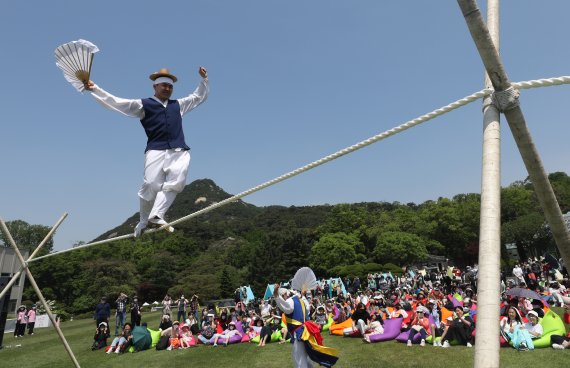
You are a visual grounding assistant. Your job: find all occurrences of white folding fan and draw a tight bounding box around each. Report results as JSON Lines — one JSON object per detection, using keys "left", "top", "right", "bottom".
{"left": 54, "top": 39, "right": 99, "bottom": 92}
{"left": 291, "top": 267, "right": 318, "bottom": 294}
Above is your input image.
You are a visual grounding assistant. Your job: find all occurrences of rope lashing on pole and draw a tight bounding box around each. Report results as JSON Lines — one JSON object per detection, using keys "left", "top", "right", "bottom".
{"left": 29, "top": 75, "right": 570, "bottom": 263}
{"left": 491, "top": 86, "right": 520, "bottom": 112}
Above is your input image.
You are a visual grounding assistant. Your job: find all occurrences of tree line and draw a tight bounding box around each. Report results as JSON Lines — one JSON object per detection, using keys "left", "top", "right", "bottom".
{"left": 2, "top": 173, "right": 569, "bottom": 317}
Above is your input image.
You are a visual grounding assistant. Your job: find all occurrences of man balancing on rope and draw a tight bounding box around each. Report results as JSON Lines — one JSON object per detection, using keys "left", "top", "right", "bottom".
{"left": 83, "top": 67, "right": 209, "bottom": 237}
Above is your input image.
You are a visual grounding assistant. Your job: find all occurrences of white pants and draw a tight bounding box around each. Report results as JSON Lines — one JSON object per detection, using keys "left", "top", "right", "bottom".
{"left": 137, "top": 149, "right": 190, "bottom": 223}
{"left": 292, "top": 340, "right": 313, "bottom": 368}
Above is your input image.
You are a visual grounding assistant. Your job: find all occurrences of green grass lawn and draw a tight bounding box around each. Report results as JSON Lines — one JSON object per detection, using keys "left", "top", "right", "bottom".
{"left": 1, "top": 309, "right": 569, "bottom": 368}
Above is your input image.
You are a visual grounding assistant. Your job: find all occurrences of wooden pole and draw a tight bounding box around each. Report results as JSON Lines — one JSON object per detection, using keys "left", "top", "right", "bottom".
{"left": 0, "top": 213, "right": 67, "bottom": 301}
{"left": 457, "top": 0, "right": 570, "bottom": 291}
{"left": 0, "top": 218, "right": 80, "bottom": 368}
{"left": 475, "top": 0, "right": 501, "bottom": 366}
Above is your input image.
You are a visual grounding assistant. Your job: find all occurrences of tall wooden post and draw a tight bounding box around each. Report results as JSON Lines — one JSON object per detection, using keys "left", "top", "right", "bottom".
{"left": 457, "top": 0, "right": 570, "bottom": 292}
{"left": 475, "top": 0, "right": 501, "bottom": 367}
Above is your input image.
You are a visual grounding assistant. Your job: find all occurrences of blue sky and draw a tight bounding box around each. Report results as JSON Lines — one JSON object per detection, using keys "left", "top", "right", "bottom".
{"left": 1, "top": 1, "right": 569, "bottom": 251}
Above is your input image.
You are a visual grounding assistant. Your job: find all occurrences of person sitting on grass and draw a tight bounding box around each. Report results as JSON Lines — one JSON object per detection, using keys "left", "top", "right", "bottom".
{"left": 179, "top": 323, "right": 196, "bottom": 348}
{"left": 363, "top": 314, "right": 384, "bottom": 343}
{"left": 158, "top": 314, "right": 172, "bottom": 332}
{"left": 405, "top": 306, "right": 431, "bottom": 347}
{"left": 499, "top": 305, "right": 523, "bottom": 345}
{"left": 344, "top": 302, "right": 370, "bottom": 336}
{"left": 107, "top": 323, "right": 133, "bottom": 354}
{"left": 92, "top": 322, "right": 110, "bottom": 351}
{"left": 440, "top": 306, "right": 475, "bottom": 348}
{"left": 248, "top": 318, "right": 263, "bottom": 340}
{"left": 511, "top": 310, "right": 542, "bottom": 351}
{"left": 197, "top": 314, "right": 216, "bottom": 345}
{"left": 312, "top": 305, "right": 328, "bottom": 331}
{"left": 258, "top": 310, "right": 282, "bottom": 347}
{"left": 212, "top": 321, "right": 242, "bottom": 347}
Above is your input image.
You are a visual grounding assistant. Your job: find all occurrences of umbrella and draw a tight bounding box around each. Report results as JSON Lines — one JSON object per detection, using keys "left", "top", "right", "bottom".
{"left": 543, "top": 253, "right": 560, "bottom": 270}
{"left": 142, "top": 302, "right": 150, "bottom": 306}
{"left": 505, "top": 287, "right": 542, "bottom": 300}
{"left": 132, "top": 326, "right": 152, "bottom": 352}
{"left": 152, "top": 301, "right": 160, "bottom": 305}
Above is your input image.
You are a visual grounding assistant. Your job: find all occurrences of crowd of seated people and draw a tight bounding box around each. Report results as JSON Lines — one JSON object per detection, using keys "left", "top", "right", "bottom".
{"left": 94, "top": 260, "right": 569, "bottom": 355}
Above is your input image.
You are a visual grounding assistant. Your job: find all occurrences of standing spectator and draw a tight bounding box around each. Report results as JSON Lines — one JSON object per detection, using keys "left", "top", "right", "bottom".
{"left": 513, "top": 264, "right": 526, "bottom": 286}
{"left": 352, "top": 277, "right": 361, "bottom": 293}
{"left": 94, "top": 296, "right": 110, "bottom": 328}
{"left": 14, "top": 305, "right": 27, "bottom": 338}
{"left": 27, "top": 305, "right": 37, "bottom": 336}
{"left": 115, "top": 293, "right": 128, "bottom": 336}
{"left": 162, "top": 294, "right": 172, "bottom": 317}
{"left": 323, "top": 281, "right": 331, "bottom": 299}
{"left": 176, "top": 295, "right": 188, "bottom": 322}
{"left": 130, "top": 296, "right": 142, "bottom": 326}
{"left": 189, "top": 294, "right": 200, "bottom": 324}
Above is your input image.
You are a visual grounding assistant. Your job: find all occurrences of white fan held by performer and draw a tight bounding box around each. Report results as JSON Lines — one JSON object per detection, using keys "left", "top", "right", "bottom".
{"left": 83, "top": 66, "right": 209, "bottom": 237}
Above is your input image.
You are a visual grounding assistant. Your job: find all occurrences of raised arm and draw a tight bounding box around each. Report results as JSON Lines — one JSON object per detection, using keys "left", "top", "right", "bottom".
{"left": 84, "top": 80, "right": 144, "bottom": 119}
{"left": 178, "top": 67, "right": 209, "bottom": 115}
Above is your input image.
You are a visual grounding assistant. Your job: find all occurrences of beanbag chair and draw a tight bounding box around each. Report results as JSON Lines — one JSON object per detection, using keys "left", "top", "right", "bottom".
{"left": 148, "top": 329, "right": 161, "bottom": 348}
{"left": 520, "top": 310, "right": 566, "bottom": 349}
{"left": 440, "top": 307, "right": 454, "bottom": 322}
{"left": 368, "top": 318, "right": 403, "bottom": 343}
{"left": 396, "top": 330, "right": 422, "bottom": 343}
{"left": 426, "top": 335, "right": 460, "bottom": 346}
{"left": 329, "top": 318, "right": 353, "bottom": 336}
{"left": 250, "top": 330, "right": 282, "bottom": 343}
{"left": 322, "top": 316, "right": 334, "bottom": 332}
{"left": 241, "top": 334, "right": 250, "bottom": 343}
{"left": 209, "top": 321, "right": 245, "bottom": 345}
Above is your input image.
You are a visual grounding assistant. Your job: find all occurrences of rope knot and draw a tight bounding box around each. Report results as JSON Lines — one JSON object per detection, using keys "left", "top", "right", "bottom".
{"left": 491, "top": 86, "right": 520, "bottom": 112}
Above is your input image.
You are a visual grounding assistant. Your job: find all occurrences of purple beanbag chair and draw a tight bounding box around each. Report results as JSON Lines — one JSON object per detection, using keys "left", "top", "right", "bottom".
{"left": 368, "top": 317, "right": 403, "bottom": 343}
{"left": 395, "top": 314, "right": 434, "bottom": 343}
{"left": 396, "top": 330, "right": 422, "bottom": 343}
{"left": 209, "top": 321, "right": 245, "bottom": 344}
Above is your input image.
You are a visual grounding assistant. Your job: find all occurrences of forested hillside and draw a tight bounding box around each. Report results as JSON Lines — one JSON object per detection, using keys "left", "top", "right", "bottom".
{"left": 3, "top": 173, "right": 570, "bottom": 317}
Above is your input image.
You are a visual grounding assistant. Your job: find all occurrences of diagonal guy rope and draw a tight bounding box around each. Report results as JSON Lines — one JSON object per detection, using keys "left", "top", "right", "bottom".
{"left": 29, "top": 76, "right": 570, "bottom": 263}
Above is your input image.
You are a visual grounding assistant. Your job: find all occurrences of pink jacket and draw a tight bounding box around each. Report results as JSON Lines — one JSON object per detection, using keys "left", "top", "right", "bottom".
{"left": 17, "top": 311, "right": 27, "bottom": 323}
{"left": 27, "top": 309, "right": 36, "bottom": 323}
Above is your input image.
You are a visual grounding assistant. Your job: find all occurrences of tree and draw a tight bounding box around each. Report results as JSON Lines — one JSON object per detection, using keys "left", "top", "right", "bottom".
{"left": 373, "top": 231, "right": 428, "bottom": 266}
{"left": 309, "top": 232, "right": 360, "bottom": 276}
{"left": 219, "top": 267, "right": 234, "bottom": 298}
{"left": 502, "top": 212, "right": 548, "bottom": 260}
{"left": 318, "top": 204, "right": 369, "bottom": 235}
{"left": 0, "top": 220, "right": 54, "bottom": 253}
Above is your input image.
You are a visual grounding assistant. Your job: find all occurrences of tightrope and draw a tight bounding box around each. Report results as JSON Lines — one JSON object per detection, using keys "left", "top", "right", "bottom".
{"left": 29, "top": 76, "right": 570, "bottom": 263}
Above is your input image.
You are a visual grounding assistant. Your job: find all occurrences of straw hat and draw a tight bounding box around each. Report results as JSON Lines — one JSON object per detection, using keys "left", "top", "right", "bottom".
{"left": 149, "top": 68, "right": 178, "bottom": 82}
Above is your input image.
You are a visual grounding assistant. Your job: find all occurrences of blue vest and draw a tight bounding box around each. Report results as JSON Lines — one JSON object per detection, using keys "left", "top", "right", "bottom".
{"left": 286, "top": 296, "right": 308, "bottom": 342}
{"left": 140, "top": 98, "right": 188, "bottom": 152}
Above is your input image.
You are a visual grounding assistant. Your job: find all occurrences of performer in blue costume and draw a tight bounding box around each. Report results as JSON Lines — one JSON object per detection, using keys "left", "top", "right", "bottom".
{"left": 275, "top": 267, "right": 339, "bottom": 368}
{"left": 83, "top": 67, "right": 208, "bottom": 237}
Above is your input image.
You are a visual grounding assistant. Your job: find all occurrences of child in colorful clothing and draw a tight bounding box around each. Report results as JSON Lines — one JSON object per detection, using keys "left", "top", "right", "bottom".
{"left": 179, "top": 324, "right": 196, "bottom": 348}
{"left": 212, "top": 321, "right": 242, "bottom": 347}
